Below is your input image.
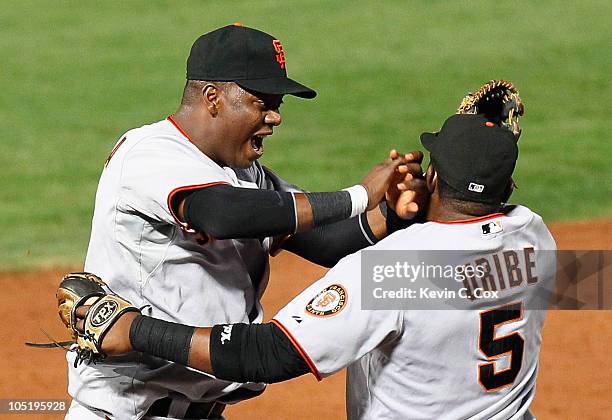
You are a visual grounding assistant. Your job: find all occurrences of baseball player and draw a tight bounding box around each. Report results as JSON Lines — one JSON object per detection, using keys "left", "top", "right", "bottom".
{"left": 67, "top": 24, "right": 424, "bottom": 419}
{"left": 70, "top": 113, "right": 557, "bottom": 419}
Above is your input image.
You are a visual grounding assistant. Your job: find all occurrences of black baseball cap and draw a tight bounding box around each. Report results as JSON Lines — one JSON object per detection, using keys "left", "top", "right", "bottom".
{"left": 187, "top": 24, "right": 316, "bottom": 99}
{"left": 420, "top": 114, "right": 519, "bottom": 203}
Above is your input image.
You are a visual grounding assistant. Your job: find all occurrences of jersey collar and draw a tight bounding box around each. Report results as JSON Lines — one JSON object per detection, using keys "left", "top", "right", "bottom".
{"left": 431, "top": 212, "right": 506, "bottom": 225}
{"left": 167, "top": 115, "right": 193, "bottom": 142}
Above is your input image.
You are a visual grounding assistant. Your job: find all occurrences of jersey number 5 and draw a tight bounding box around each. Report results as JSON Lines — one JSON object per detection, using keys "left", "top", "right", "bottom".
{"left": 478, "top": 301, "right": 524, "bottom": 392}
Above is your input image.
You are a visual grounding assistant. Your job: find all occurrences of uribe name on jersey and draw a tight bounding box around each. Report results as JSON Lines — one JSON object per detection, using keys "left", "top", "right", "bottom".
{"left": 461, "top": 246, "right": 541, "bottom": 299}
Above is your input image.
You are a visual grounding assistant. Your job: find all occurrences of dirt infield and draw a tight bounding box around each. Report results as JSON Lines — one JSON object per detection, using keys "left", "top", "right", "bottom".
{"left": 1, "top": 220, "right": 610, "bottom": 419}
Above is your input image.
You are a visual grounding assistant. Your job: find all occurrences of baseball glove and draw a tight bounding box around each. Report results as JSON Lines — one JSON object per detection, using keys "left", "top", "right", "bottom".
{"left": 457, "top": 80, "right": 524, "bottom": 139}
{"left": 56, "top": 272, "right": 140, "bottom": 367}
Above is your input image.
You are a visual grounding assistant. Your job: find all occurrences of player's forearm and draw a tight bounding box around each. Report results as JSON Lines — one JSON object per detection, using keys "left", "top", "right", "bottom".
{"left": 125, "top": 315, "right": 213, "bottom": 372}
{"left": 128, "top": 315, "right": 201, "bottom": 368}
{"left": 280, "top": 204, "right": 416, "bottom": 267}
{"left": 282, "top": 210, "right": 381, "bottom": 267}
{"left": 125, "top": 315, "right": 309, "bottom": 383}
{"left": 185, "top": 327, "right": 214, "bottom": 373}
{"left": 366, "top": 205, "right": 388, "bottom": 239}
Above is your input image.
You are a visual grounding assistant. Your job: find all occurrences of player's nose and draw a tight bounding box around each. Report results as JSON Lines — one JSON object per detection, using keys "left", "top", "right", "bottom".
{"left": 264, "top": 109, "right": 282, "bottom": 126}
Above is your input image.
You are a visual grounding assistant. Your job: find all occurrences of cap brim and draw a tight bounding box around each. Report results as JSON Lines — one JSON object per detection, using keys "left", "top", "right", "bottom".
{"left": 236, "top": 77, "right": 316, "bottom": 99}
{"left": 420, "top": 132, "right": 438, "bottom": 151}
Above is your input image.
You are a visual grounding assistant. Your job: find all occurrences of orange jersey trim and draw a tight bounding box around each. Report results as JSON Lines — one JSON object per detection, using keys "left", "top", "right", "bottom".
{"left": 167, "top": 182, "right": 229, "bottom": 230}
{"left": 270, "top": 319, "right": 323, "bottom": 381}
{"left": 432, "top": 213, "right": 506, "bottom": 225}
{"left": 167, "top": 115, "right": 193, "bottom": 142}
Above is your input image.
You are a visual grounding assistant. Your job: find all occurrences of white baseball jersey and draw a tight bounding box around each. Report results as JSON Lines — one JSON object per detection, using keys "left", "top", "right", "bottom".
{"left": 67, "top": 117, "right": 298, "bottom": 419}
{"left": 274, "top": 206, "right": 556, "bottom": 419}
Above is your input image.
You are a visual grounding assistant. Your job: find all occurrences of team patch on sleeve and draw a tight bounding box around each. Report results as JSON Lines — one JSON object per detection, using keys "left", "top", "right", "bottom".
{"left": 305, "top": 284, "right": 347, "bottom": 317}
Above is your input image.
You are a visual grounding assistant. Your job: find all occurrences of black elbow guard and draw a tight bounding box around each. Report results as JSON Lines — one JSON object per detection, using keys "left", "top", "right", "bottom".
{"left": 183, "top": 185, "right": 297, "bottom": 238}
{"left": 210, "top": 323, "right": 310, "bottom": 383}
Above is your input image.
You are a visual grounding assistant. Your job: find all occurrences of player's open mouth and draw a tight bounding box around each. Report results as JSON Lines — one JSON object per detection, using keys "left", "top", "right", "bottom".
{"left": 251, "top": 135, "right": 265, "bottom": 155}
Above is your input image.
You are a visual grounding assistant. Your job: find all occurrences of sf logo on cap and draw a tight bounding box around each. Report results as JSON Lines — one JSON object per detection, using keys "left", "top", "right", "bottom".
{"left": 272, "top": 40, "right": 285, "bottom": 69}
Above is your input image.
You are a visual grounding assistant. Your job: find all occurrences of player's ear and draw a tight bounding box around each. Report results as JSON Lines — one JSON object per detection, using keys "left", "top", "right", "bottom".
{"left": 202, "top": 84, "right": 221, "bottom": 117}
{"left": 425, "top": 163, "right": 437, "bottom": 193}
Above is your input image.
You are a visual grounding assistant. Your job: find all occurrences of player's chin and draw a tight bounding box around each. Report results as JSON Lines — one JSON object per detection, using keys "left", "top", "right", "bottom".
{"left": 232, "top": 153, "right": 260, "bottom": 169}
{"left": 235, "top": 145, "right": 263, "bottom": 168}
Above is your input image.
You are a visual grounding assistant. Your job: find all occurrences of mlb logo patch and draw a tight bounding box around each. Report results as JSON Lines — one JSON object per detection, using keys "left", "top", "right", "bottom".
{"left": 482, "top": 220, "right": 503, "bottom": 235}
{"left": 468, "top": 182, "right": 485, "bottom": 193}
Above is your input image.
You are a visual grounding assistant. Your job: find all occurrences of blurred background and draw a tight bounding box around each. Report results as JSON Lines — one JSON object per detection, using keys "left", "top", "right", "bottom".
{"left": 1, "top": 0, "right": 610, "bottom": 267}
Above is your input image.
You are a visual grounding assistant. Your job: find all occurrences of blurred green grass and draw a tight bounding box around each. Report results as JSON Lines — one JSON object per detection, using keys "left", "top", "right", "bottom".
{"left": 1, "top": 0, "right": 610, "bottom": 269}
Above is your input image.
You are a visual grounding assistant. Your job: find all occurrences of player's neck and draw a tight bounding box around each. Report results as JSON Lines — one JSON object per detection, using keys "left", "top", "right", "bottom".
{"left": 426, "top": 195, "right": 491, "bottom": 223}
{"left": 171, "top": 108, "right": 224, "bottom": 164}
{"left": 427, "top": 207, "right": 474, "bottom": 223}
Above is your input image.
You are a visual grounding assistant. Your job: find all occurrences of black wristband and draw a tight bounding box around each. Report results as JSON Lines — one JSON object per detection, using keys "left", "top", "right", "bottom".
{"left": 129, "top": 315, "right": 195, "bottom": 366}
{"left": 304, "top": 191, "right": 351, "bottom": 226}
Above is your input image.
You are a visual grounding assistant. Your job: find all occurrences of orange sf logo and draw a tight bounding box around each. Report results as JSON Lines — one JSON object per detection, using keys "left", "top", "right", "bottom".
{"left": 316, "top": 292, "right": 336, "bottom": 307}
{"left": 272, "top": 40, "right": 285, "bottom": 69}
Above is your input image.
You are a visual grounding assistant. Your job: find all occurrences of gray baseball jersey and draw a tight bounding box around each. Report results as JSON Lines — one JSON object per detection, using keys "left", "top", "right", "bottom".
{"left": 67, "top": 117, "right": 297, "bottom": 419}
{"left": 273, "top": 206, "right": 556, "bottom": 419}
